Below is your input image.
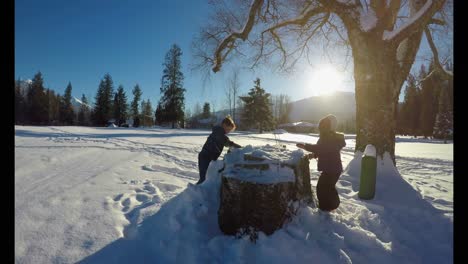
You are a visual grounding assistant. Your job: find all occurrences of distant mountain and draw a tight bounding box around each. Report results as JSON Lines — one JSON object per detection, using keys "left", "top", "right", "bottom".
{"left": 71, "top": 96, "right": 93, "bottom": 113}
{"left": 16, "top": 80, "right": 94, "bottom": 116}
{"left": 288, "top": 91, "right": 356, "bottom": 123}
{"left": 206, "top": 91, "right": 356, "bottom": 126}
{"left": 16, "top": 79, "right": 32, "bottom": 95}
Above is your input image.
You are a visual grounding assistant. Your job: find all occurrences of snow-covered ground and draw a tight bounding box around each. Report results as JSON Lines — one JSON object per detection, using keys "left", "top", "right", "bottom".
{"left": 15, "top": 126, "right": 453, "bottom": 263}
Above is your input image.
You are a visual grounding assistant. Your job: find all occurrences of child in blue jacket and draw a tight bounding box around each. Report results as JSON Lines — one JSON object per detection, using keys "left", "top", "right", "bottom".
{"left": 197, "top": 116, "right": 241, "bottom": 184}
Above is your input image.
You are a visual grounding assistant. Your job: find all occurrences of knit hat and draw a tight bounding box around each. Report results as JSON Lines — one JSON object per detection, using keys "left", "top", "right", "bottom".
{"left": 319, "top": 114, "right": 338, "bottom": 133}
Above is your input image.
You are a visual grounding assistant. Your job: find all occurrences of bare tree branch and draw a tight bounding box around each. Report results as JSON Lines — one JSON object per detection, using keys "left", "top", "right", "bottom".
{"left": 316, "top": 0, "right": 360, "bottom": 26}
{"left": 317, "top": 0, "right": 359, "bottom": 10}
{"left": 262, "top": 6, "right": 327, "bottom": 34}
{"left": 282, "top": 13, "right": 331, "bottom": 69}
{"left": 429, "top": 18, "right": 445, "bottom": 25}
{"left": 424, "top": 26, "right": 453, "bottom": 80}
{"left": 213, "top": 0, "right": 265, "bottom": 72}
{"left": 384, "top": 0, "right": 446, "bottom": 46}
{"left": 209, "top": 0, "right": 361, "bottom": 74}
{"left": 383, "top": 0, "right": 401, "bottom": 30}
{"left": 270, "top": 30, "right": 288, "bottom": 68}
{"left": 327, "top": 20, "right": 349, "bottom": 44}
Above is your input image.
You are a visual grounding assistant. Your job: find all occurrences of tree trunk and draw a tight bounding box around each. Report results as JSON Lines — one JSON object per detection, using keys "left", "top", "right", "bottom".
{"left": 218, "top": 176, "right": 297, "bottom": 240}
{"left": 350, "top": 35, "right": 401, "bottom": 164}
{"left": 218, "top": 154, "right": 313, "bottom": 241}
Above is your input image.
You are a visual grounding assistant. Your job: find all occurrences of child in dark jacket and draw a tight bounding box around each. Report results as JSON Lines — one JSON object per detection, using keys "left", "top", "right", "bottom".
{"left": 297, "top": 114, "right": 346, "bottom": 211}
{"left": 197, "top": 116, "right": 241, "bottom": 185}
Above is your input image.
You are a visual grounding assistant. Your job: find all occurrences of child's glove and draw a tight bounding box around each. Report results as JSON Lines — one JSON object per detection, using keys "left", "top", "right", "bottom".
{"left": 231, "top": 142, "right": 242, "bottom": 148}
{"left": 296, "top": 143, "right": 306, "bottom": 149}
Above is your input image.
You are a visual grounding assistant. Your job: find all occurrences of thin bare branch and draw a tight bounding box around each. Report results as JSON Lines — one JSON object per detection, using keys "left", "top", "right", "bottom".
{"left": 262, "top": 6, "right": 327, "bottom": 34}
{"left": 270, "top": 30, "right": 287, "bottom": 68}
{"left": 213, "top": 0, "right": 265, "bottom": 72}
{"left": 327, "top": 20, "right": 349, "bottom": 44}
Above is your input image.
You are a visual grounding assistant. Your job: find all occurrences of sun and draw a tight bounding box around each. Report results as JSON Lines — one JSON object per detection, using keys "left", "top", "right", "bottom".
{"left": 307, "top": 65, "right": 344, "bottom": 96}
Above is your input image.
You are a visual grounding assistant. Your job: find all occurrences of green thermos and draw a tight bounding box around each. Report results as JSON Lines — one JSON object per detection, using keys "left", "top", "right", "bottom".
{"left": 358, "top": 144, "right": 377, "bottom": 200}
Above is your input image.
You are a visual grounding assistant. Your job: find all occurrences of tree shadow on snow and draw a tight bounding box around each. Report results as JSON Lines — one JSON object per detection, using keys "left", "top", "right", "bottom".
{"left": 339, "top": 155, "right": 453, "bottom": 263}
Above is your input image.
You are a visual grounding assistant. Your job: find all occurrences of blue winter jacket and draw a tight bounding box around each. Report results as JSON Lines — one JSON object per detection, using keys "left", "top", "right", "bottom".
{"left": 200, "top": 125, "right": 239, "bottom": 160}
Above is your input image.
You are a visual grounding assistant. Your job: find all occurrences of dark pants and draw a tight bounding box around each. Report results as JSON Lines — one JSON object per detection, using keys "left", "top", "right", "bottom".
{"left": 316, "top": 172, "right": 341, "bottom": 211}
{"left": 197, "top": 153, "right": 212, "bottom": 185}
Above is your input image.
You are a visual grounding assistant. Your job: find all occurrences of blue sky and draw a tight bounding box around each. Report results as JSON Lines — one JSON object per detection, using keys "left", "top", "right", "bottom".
{"left": 15, "top": 0, "right": 446, "bottom": 112}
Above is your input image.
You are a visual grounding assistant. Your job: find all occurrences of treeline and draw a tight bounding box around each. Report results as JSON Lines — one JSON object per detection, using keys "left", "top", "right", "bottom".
{"left": 14, "top": 72, "right": 155, "bottom": 127}
{"left": 15, "top": 44, "right": 187, "bottom": 128}
{"left": 397, "top": 60, "right": 453, "bottom": 140}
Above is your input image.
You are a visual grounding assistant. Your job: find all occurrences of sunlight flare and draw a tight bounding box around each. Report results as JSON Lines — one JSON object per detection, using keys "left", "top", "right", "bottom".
{"left": 307, "top": 64, "right": 344, "bottom": 96}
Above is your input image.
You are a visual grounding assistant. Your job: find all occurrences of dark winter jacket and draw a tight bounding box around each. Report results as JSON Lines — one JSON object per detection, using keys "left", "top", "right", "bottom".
{"left": 200, "top": 125, "right": 240, "bottom": 160}
{"left": 304, "top": 132, "right": 346, "bottom": 175}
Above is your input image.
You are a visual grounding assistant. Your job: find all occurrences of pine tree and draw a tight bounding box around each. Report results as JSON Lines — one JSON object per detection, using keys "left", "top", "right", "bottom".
{"left": 141, "top": 99, "right": 154, "bottom": 127}
{"left": 433, "top": 86, "right": 453, "bottom": 143}
{"left": 53, "top": 93, "right": 62, "bottom": 125}
{"left": 202, "top": 102, "right": 211, "bottom": 119}
{"left": 400, "top": 74, "right": 421, "bottom": 137}
{"left": 239, "top": 78, "right": 274, "bottom": 133}
{"left": 15, "top": 79, "right": 25, "bottom": 124}
{"left": 93, "top": 79, "right": 105, "bottom": 126}
{"left": 146, "top": 100, "right": 154, "bottom": 126}
{"left": 46, "top": 90, "right": 60, "bottom": 125}
{"left": 27, "top": 72, "right": 48, "bottom": 125}
{"left": 418, "top": 64, "right": 437, "bottom": 138}
{"left": 45, "top": 89, "right": 51, "bottom": 124}
{"left": 59, "top": 82, "right": 75, "bottom": 125}
{"left": 141, "top": 100, "right": 147, "bottom": 126}
{"left": 113, "top": 85, "right": 128, "bottom": 126}
{"left": 113, "top": 93, "right": 119, "bottom": 125}
{"left": 131, "top": 84, "right": 142, "bottom": 127}
{"left": 155, "top": 102, "right": 164, "bottom": 125}
{"left": 93, "top": 74, "right": 114, "bottom": 126}
{"left": 158, "top": 44, "right": 186, "bottom": 128}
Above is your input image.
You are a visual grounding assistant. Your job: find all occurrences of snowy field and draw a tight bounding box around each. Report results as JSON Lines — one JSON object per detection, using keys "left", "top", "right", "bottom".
{"left": 15, "top": 126, "right": 453, "bottom": 263}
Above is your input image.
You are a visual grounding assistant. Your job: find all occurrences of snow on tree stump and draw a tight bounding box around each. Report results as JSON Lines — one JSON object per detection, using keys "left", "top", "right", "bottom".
{"left": 218, "top": 145, "right": 314, "bottom": 241}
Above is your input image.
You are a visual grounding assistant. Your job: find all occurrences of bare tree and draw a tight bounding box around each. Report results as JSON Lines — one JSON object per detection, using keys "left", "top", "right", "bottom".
{"left": 193, "top": 102, "right": 202, "bottom": 118}
{"left": 271, "top": 94, "right": 291, "bottom": 124}
{"left": 279, "top": 94, "right": 291, "bottom": 124}
{"left": 230, "top": 69, "right": 241, "bottom": 121}
{"left": 193, "top": 0, "right": 452, "bottom": 164}
{"left": 224, "top": 69, "right": 241, "bottom": 121}
{"left": 225, "top": 82, "right": 233, "bottom": 117}
{"left": 185, "top": 107, "right": 192, "bottom": 120}
{"left": 211, "top": 100, "right": 217, "bottom": 117}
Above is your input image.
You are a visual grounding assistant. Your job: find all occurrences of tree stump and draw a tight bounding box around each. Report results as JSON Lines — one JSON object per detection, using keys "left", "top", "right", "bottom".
{"left": 218, "top": 145, "right": 314, "bottom": 241}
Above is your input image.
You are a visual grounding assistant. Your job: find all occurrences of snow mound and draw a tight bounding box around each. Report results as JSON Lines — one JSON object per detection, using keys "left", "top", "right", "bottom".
{"left": 222, "top": 145, "right": 303, "bottom": 184}
{"left": 364, "top": 144, "right": 376, "bottom": 157}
